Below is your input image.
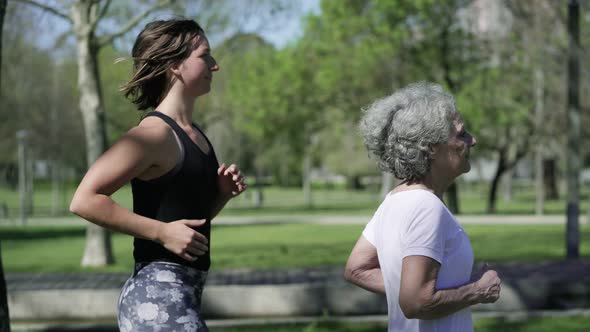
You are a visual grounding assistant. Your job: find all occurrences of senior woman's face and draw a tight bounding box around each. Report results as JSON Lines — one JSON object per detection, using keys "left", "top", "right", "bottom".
{"left": 434, "top": 116, "right": 477, "bottom": 179}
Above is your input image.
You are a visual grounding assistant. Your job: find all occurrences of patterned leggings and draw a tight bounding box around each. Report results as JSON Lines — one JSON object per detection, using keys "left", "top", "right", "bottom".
{"left": 117, "top": 261, "right": 208, "bottom": 332}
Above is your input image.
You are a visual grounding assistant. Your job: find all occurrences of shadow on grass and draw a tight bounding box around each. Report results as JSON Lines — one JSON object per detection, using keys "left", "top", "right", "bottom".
{"left": 28, "top": 326, "right": 116, "bottom": 332}
{"left": 0, "top": 226, "right": 85, "bottom": 241}
{"left": 16, "top": 322, "right": 388, "bottom": 332}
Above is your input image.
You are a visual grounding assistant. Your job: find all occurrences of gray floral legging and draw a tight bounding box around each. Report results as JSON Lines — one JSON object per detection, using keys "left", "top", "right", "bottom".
{"left": 118, "top": 261, "right": 208, "bottom": 332}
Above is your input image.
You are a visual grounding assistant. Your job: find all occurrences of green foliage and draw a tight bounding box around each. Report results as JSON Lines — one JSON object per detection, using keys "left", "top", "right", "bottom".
{"left": 0, "top": 6, "right": 83, "bottom": 167}
{"left": 98, "top": 45, "right": 141, "bottom": 143}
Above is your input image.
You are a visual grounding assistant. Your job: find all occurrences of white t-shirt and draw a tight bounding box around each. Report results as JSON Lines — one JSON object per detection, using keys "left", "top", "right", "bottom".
{"left": 363, "top": 189, "right": 474, "bottom": 332}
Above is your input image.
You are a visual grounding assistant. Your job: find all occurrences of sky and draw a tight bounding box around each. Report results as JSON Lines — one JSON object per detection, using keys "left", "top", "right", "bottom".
{"left": 229, "top": 0, "right": 321, "bottom": 48}
{"left": 31, "top": 0, "right": 321, "bottom": 53}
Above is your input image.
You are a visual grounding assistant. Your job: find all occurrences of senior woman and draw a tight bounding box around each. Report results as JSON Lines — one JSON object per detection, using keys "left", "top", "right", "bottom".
{"left": 344, "top": 82, "right": 501, "bottom": 332}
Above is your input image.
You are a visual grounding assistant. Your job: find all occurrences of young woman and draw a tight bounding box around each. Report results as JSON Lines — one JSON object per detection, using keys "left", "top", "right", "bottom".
{"left": 70, "top": 19, "right": 246, "bottom": 332}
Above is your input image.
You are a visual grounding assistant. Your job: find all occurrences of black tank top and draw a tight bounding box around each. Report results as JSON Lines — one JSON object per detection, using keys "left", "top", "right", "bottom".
{"left": 131, "top": 111, "right": 219, "bottom": 271}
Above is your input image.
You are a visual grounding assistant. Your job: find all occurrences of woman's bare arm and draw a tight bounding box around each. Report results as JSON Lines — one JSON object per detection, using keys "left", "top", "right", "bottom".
{"left": 399, "top": 255, "right": 501, "bottom": 320}
{"left": 344, "top": 236, "right": 385, "bottom": 294}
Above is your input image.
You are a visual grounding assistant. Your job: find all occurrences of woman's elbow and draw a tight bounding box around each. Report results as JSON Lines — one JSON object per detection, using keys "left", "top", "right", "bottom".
{"left": 69, "top": 190, "right": 91, "bottom": 217}
{"left": 400, "top": 295, "right": 434, "bottom": 320}
{"left": 344, "top": 258, "right": 366, "bottom": 284}
{"left": 400, "top": 301, "right": 420, "bottom": 319}
{"left": 343, "top": 265, "right": 356, "bottom": 283}
{"left": 69, "top": 195, "right": 83, "bottom": 216}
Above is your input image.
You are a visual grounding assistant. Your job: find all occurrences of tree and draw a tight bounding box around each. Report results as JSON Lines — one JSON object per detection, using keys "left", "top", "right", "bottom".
{"left": 224, "top": 41, "right": 284, "bottom": 206}
{"left": 320, "top": 116, "right": 378, "bottom": 191}
{"left": 566, "top": 0, "right": 580, "bottom": 259}
{"left": 0, "top": 0, "right": 11, "bottom": 329}
{"left": 300, "top": 0, "right": 420, "bottom": 198}
{"left": 16, "top": 0, "right": 175, "bottom": 266}
{"left": 505, "top": 0, "right": 570, "bottom": 212}
{"left": 457, "top": 57, "right": 534, "bottom": 214}
{"left": 408, "top": 0, "right": 480, "bottom": 213}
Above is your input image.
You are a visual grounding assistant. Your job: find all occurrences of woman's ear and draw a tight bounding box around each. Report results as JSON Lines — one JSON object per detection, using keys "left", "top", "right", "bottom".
{"left": 169, "top": 61, "right": 182, "bottom": 77}
{"left": 429, "top": 144, "right": 439, "bottom": 159}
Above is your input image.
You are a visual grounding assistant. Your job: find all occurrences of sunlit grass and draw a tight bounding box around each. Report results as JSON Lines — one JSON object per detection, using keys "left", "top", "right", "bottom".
{"left": 2, "top": 223, "right": 588, "bottom": 273}
{"left": 1, "top": 180, "right": 589, "bottom": 218}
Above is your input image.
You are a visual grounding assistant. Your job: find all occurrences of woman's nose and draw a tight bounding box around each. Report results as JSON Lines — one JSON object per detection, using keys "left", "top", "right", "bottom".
{"left": 209, "top": 56, "right": 219, "bottom": 72}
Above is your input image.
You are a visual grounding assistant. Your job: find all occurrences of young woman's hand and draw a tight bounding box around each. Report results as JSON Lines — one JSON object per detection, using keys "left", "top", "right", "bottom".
{"left": 217, "top": 163, "right": 247, "bottom": 199}
{"left": 156, "top": 219, "right": 209, "bottom": 262}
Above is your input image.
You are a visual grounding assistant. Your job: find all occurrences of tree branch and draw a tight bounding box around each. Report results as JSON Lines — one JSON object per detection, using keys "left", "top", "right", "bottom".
{"left": 91, "top": 0, "right": 111, "bottom": 31}
{"left": 97, "top": 0, "right": 172, "bottom": 47}
{"left": 15, "top": 0, "right": 72, "bottom": 22}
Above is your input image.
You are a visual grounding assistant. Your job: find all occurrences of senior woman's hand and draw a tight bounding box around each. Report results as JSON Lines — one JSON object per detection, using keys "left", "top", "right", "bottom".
{"left": 474, "top": 270, "right": 501, "bottom": 303}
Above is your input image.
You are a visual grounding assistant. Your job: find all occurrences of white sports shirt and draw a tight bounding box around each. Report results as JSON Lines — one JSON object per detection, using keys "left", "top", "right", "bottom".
{"left": 363, "top": 189, "right": 474, "bottom": 332}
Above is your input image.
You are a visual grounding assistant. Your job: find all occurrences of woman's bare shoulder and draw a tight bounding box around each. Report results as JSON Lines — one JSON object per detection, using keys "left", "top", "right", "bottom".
{"left": 124, "top": 116, "right": 176, "bottom": 147}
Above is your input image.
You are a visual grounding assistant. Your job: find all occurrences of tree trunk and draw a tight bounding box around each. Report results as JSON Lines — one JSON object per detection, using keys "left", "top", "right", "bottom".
{"left": 502, "top": 168, "right": 513, "bottom": 202}
{"left": 50, "top": 64, "right": 62, "bottom": 216}
{"left": 487, "top": 150, "right": 507, "bottom": 214}
{"left": 535, "top": 151, "right": 545, "bottom": 215}
{"left": 543, "top": 159, "right": 559, "bottom": 200}
{"left": 348, "top": 175, "right": 363, "bottom": 190}
{"left": 534, "top": 67, "right": 545, "bottom": 215}
{"left": 72, "top": 6, "right": 113, "bottom": 267}
{"left": 0, "top": 0, "right": 11, "bottom": 328}
{"left": 51, "top": 160, "right": 62, "bottom": 216}
{"left": 566, "top": 0, "right": 580, "bottom": 260}
{"left": 302, "top": 149, "right": 312, "bottom": 208}
{"left": 25, "top": 145, "right": 34, "bottom": 216}
{"left": 17, "top": 130, "right": 26, "bottom": 223}
{"left": 445, "top": 183, "right": 460, "bottom": 214}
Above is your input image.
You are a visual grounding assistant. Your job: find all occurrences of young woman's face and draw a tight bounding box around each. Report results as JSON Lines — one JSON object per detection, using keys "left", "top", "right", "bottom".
{"left": 176, "top": 34, "right": 219, "bottom": 97}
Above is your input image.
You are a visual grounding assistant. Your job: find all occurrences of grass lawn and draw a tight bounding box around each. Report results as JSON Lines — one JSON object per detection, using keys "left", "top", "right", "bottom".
{"left": 2, "top": 223, "right": 589, "bottom": 273}
{"left": 207, "top": 316, "right": 590, "bottom": 332}
{"left": 13, "top": 315, "right": 590, "bottom": 332}
{"left": 1, "top": 181, "right": 589, "bottom": 218}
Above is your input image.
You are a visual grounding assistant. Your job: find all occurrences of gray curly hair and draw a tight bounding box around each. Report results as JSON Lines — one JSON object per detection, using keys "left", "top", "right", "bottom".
{"left": 359, "top": 82, "right": 458, "bottom": 182}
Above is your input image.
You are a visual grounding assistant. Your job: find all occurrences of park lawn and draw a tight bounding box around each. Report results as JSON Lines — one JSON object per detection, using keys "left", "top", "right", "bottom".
{"left": 210, "top": 315, "right": 590, "bottom": 332}
{"left": 0, "top": 184, "right": 383, "bottom": 217}
{"left": 2, "top": 181, "right": 589, "bottom": 217}
{"left": 1, "top": 223, "right": 589, "bottom": 273}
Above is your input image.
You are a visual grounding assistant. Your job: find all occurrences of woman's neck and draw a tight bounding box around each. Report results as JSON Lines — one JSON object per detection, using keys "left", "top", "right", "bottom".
{"left": 399, "top": 175, "right": 452, "bottom": 199}
{"left": 155, "top": 85, "right": 196, "bottom": 126}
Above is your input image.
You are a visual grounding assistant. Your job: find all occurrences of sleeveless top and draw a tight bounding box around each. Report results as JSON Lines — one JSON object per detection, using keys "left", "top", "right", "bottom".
{"left": 131, "top": 111, "right": 220, "bottom": 271}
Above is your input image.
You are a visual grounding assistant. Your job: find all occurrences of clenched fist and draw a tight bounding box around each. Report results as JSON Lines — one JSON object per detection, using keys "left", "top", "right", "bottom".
{"left": 475, "top": 270, "right": 501, "bottom": 303}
